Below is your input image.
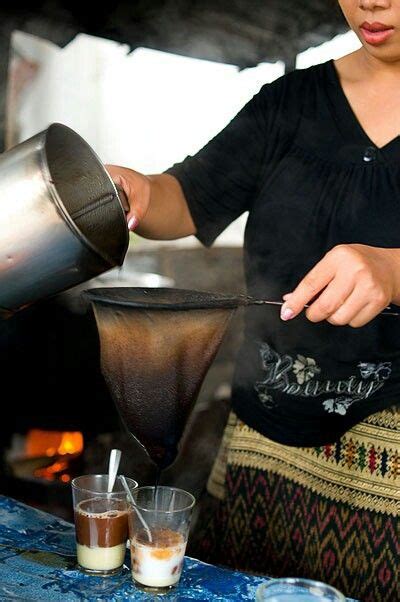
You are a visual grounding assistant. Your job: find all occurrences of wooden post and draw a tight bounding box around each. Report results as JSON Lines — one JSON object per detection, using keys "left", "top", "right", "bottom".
{"left": 284, "top": 56, "right": 297, "bottom": 74}
{"left": 0, "top": 24, "right": 12, "bottom": 153}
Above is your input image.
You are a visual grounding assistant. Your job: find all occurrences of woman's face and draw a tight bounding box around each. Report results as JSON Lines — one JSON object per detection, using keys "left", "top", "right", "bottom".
{"left": 338, "top": 0, "right": 400, "bottom": 61}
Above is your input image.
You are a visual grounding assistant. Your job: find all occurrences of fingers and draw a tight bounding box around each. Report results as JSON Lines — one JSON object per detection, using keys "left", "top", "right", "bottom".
{"left": 105, "top": 165, "right": 150, "bottom": 231}
{"left": 346, "top": 303, "right": 382, "bottom": 328}
{"left": 105, "top": 165, "right": 136, "bottom": 230}
{"left": 280, "top": 256, "right": 336, "bottom": 320}
{"left": 115, "top": 179, "right": 139, "bottom": 231}
{"left": 323, "top": 288, "right": 368, "bottom": 326}
{"left": 328, "top": 291, "right": 384, "bottom": 328}
{"left": 282, "top": 285, "right": 373, "bottom": 327}
{"left": 304, "top": 275, "right": 355, "bottom": 323}
{"left": 281, "top": 244, "right": 394, "bottom": 327}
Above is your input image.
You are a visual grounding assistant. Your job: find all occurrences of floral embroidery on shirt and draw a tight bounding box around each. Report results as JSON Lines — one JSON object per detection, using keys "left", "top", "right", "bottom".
{"left": 322, "top": 397, "right": 354, "bottom": 415}
{"left": 292, "top": 355, "right": 321, "bottom": 384}
{"left": 358, "top": 361, "right": 392, "bottom": 381}
{"left": 255, "top": 343, "right": 392, "bottom": 416}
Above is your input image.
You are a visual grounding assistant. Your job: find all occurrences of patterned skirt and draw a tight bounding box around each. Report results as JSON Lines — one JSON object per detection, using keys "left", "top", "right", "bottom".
{"left": 188, "top": 408, "right": 400, "bottom": 602}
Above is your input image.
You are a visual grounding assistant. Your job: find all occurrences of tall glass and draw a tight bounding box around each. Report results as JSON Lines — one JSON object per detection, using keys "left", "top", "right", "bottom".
{"left": 256, "top": 578, "right": 346, "bottom": 601}
{"left": 128, "top": 486, "right": 195, "bottom": 593}
{"left": 72, "top": 474, "right": 138, "bottom": 576}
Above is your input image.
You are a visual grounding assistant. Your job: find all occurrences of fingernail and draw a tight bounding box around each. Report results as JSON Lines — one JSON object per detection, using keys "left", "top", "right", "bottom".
{"left": 281, "top": 306, "right": 294, "bottom": 321}
{"left": 128, "top": 216, "right": 139, "bottom": 231}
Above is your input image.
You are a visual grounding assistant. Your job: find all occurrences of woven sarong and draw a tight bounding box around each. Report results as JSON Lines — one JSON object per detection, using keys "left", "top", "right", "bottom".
{"left": 189, "top": 408, "right": 400, "bottom": 602}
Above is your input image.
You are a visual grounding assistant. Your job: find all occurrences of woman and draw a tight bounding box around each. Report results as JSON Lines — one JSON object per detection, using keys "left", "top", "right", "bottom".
{"left": 108, "top": 1, "right": 400, "bottom": 599}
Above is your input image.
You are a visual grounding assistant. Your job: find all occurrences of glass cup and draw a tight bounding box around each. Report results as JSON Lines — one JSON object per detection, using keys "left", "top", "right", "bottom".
{"left": 128, "top": 485, "right": 195, "bottom": 593}
{"left": 72, "top": 474, "right": 138, "bottom": 576}
{"left": 256, "top": 578, "right": 346, "bottom": 601}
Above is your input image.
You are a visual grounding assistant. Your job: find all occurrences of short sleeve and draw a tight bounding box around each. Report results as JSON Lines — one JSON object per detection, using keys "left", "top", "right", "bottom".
{"left": 165, "top": 85, "right": 272, "bottom": 246}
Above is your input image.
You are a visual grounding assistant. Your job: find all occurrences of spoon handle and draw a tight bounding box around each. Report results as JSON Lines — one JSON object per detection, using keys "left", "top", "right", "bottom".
{"left": 107, "top": 448, "right": 122, "bottom": 493}
{"left": 246, "top": 298, "right": 400, "bottom": 316}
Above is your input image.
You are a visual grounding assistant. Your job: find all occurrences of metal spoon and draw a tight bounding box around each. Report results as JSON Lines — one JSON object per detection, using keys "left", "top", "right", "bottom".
{"left": 107, "top": 448, "right": 122, "bottom": 493}
{"left": 120, "top": 475, "right": 153, "bottom": 544}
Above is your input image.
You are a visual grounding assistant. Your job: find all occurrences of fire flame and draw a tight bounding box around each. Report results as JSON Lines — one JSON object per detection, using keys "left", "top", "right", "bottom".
{"left": 26, "top": 430, "right": 83, "bottom": 458}
{"left": 25, "top": 430, "right": 84, "bottom": 481}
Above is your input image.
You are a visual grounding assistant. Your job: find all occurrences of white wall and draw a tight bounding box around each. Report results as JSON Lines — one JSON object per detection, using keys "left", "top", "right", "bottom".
{"left": 7, "top": 29, "right": 360, "bottom": 249}
{"left": 10, "top": 31, "right": 284, "bottom": 170}
{"left": 296, "top": 30, "right": 361, "bottom": 68}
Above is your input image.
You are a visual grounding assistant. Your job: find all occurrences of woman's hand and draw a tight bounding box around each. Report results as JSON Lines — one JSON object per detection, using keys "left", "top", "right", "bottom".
{"left": 280, "top": 244, "right": 400, "bottom": 327}
{"left": 106, "top": 165, "right": 195, "bottom": 240}
{"left": 106, "top": 164, "right": 151, "bottom": 231}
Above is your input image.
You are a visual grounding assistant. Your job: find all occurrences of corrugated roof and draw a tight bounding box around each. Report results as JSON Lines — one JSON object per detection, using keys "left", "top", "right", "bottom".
{"left": 1, "top": 0, "right": 347, "bottom": 67}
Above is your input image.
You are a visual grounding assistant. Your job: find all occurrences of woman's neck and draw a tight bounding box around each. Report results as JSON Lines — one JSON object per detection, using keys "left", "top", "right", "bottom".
{"left": 338, "top": 48, "right": 400, "bottom": 83}
{"left": 334, "top": 47, "right": 400, "bottom": 149}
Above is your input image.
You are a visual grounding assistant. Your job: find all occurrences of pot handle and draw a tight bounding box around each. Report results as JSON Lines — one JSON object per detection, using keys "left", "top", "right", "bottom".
{"left": 115, "top": 186, "right": 130, "bottom": 214}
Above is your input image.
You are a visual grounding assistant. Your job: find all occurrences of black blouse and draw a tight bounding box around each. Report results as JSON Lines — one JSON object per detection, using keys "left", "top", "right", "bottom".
{"left": 166, "top": 59, "right": 400, "bottom": 446}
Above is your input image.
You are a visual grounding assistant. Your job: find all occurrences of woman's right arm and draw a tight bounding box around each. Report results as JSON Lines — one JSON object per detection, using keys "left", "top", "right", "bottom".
{"left": 106, "top": 165, "right": 196, "bottom": 240}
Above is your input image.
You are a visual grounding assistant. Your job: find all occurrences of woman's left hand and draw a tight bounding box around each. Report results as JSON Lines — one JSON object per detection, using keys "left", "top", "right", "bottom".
{"left": 281, "top": 244, "right": 400, "bottom": 327}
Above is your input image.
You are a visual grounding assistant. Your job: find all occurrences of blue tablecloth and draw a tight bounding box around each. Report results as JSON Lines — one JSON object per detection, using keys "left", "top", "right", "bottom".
{"left": 0, "top": 495, "right": 356, "bottom": 601}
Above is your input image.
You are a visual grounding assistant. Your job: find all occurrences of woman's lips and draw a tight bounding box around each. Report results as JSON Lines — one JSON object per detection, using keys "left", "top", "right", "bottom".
{"left": 360, "top": 22, "right": 394, "bottom": 45}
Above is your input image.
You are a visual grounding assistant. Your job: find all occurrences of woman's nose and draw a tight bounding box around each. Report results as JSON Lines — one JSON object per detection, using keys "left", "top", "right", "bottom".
{"left": 359, "top": 0, "right": 391, "bottom": 10}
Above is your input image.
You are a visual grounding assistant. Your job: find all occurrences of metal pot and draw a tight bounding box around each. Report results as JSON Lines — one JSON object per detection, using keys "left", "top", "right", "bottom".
{"left": 0, "top": 123, "right": 129, "bottom": 314}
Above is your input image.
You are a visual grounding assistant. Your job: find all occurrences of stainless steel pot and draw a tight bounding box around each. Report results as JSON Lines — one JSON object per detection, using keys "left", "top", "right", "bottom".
{"left": 0, "top": 123, "right": 129, "bottom": 314}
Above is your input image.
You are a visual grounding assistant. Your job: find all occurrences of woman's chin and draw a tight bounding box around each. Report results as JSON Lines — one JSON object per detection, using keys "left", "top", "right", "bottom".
{"left": 359, "top": 37, "right": 400, "bottom": 63}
